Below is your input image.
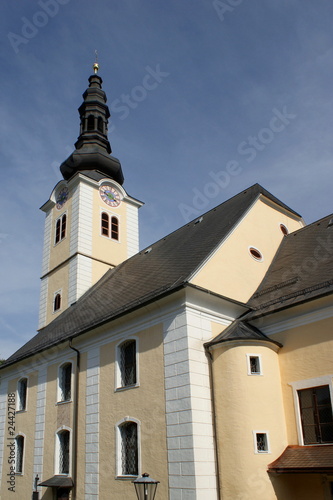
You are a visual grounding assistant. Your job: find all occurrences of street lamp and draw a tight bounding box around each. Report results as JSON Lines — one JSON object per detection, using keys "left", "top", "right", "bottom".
{"left": 133, "top": 473, "right": 159, "bottom": 500}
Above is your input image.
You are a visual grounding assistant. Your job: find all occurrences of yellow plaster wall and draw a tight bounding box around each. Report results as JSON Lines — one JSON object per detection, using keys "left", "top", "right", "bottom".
{"left": 191, "top": 198, "right": 303, "bottom": 303}
{"left": 1, "top": 372, "right": 38, "bottom": 500}
{"left": 212, "top": 344, "right": 287, "bottom": 500}
{"left": 92, "top": 188, "right": 129, "bottom": 266}
{"left": 45, "top": 265, "right": 69, "bottom": 326}
{"left": 270, "top": 315, "right": 333, "bottom": 446}
{"left": 98, "top": 323, "right": 169, "bottom": 499}
{"left": 41, "top": 356, "right": 75, "bottom": 498}
{"left": 49, "top": 201, "right": 72, "bottom": 273}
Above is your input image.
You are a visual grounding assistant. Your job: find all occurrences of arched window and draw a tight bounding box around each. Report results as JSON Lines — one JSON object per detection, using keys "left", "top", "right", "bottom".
{"left": 101, "top": 212, "right": 109, "bottom": 237}
{"left": 97, "top": 116, "right": 104, "bottom": 133}
{"left": 55, "top": 214, "right": 67, "bottom": 244}
{"left": 61, "top": 213, "right": 67, "bottom": 240}
{"left": 111, "top": 216, "right": 119, "bottom": 241}
{"left": 58, "top": 363, "right": 72, "bottom": 402}
{"left": 15, "top": 435, "right": 24, "bottom": 473}
{"left": 119, "top": 421, "right": 138, "bottom": 476}
{"left": 57, "top": 429, "right": 70, "bottom": 474}
{"left": 118, "top": 339, "right": 137, "bottom": 388}
{"left": 17, "top": 378, "right": 28, "bottom": 411}
{"left": 87, "top": 115, "right": 95, "bottom": 131}
{"left": 54, "top": 293, "right": 61, "bottom": 312}
{"left": 55, "top": 218, "right": 61, "bottom": 244}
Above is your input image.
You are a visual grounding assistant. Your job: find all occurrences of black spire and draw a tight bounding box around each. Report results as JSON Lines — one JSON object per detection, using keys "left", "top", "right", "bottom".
{"left": 60, "top": 64, "right": 124, "bottom": 185}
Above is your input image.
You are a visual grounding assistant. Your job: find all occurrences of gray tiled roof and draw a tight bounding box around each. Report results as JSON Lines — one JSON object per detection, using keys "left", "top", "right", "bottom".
{"left": 247, "top": 214, "right": 333, "bottom": 317}
{"left": 2, "top": 184, "right": 300, "bottom": 367}
{"left": 205, "top": 320, "right": 282, "bottom": 348}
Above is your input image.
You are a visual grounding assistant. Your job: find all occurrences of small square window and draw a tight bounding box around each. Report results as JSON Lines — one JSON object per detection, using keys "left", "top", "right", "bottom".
{"left": 247, "top": 354, "right": 262, "bottom": 375}
{"left": 253, "top": 431, "right": 270, "bottom": 453}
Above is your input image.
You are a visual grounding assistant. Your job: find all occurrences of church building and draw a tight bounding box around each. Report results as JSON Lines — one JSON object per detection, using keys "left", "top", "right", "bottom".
{"left": 0, "top": 64, "right": 333, "bottom": 500}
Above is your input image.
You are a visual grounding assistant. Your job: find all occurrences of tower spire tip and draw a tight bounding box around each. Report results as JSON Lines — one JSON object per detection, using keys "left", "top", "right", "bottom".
{"left": 93, "top": 50, "right": 99, "bottom": 74}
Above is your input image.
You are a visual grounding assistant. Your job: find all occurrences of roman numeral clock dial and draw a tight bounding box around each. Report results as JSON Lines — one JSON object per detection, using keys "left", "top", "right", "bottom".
{"left": 99, "top": 185, "right": 121, "bottom": 207}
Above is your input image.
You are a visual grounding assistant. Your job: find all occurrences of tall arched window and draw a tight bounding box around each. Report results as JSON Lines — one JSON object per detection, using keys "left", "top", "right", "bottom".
{"left": 61, "top": 213, "right": 67, "bottom": 240}
{"left": 87, "top": 115, "right": 95, "bottom": 131}
{"left": 17, "top": 378, "right": 28, "bottom": 411}
{"left": 119, "top": 421, "right": 138, "bottom": 476}
{"left": 58, "top": 362, "right": 72, "bottom": 402}
{"left": 111, "top": 216, "right": 119, "bottom": 241}
{"left": 15, "top": 435, "right": 25, "bottom": 473}
{"left": 57, "top": 429, "right": 70, "bottom": 474}
{"left": 101, "top": 212, "right": 109, "bottom": 237}
{"left": 54, "top": 293, "right": 61, "bottom": 312}
{"left": 55, "top": 214, "right": 67, "bottom": 244}
{"left": 118, "top": 340, "right": 137, "bottom": 387}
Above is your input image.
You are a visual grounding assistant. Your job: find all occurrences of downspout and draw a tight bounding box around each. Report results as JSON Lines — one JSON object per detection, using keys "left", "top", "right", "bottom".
{"left": 69, "top": 340, "right": 80, "bottom": 500}
{"left": 205, "top": 347, "right": 222, "bottom": 500}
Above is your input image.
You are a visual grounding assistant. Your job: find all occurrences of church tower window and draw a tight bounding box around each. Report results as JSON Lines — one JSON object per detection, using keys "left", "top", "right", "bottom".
{"left": 97, "top": 116, "right": 104, "bottom": 133}
{"left": 55, "top": 214, "right": 67, "bottom": 244}
{"left": 111, "top": 216, "right": 119, "bottom": 240}
{"left": 87, "top": 115, "right": 95, "bottom": 130}
{"left": 54, "top": 293, "right": 61, "bottom": 312}
{"left": 101, "top": 212, "right": 109, "bottom": 237}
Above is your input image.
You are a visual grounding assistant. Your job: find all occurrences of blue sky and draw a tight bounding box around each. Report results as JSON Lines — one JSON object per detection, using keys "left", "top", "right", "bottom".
{"left": 1, "top": 0, "right": 333, "bottom": 359}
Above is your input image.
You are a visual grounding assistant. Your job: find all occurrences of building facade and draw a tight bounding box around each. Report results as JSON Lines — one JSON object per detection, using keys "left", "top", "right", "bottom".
{"left": 1, "top": 67, "right": 333, "bottom": 500}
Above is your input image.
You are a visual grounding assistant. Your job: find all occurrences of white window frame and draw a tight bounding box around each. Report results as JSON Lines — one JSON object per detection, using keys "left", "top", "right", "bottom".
{"left": 54, "top": 426, "right": 72, "bottom": 476}
{"left": 57, "top": 361, "right": 73, "bottom": 403}
{"left": 115, "top": 417, "right": 141, "bottom": 478}
{"left": 15, "top": 433, "right": 26, "bottom": 474}
{"left": 246, "top": 354, "right": 263, "bottom": 376}
{"left": 16, "top": 377, "right": 28, "bottom": 412}
{"left": 290, "top": 375, "right": 333, "bottom": 445}
{"left": 252, "top": 430, "right": 270, "bottom": 454}
{"left": 115, "top": 337, "right": 139, "bottom": 391}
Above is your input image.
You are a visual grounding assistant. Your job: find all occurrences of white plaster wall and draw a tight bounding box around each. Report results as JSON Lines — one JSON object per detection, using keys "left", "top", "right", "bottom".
{"left": 163, "top": 307, "right": 218, "bottom": 500}
{"left": 38, "top": 278, "right": 48, "bottom": 330}
{"left": 33, "top": 366, "right": 47, "bottom": 495}
{"left": 41, "top": 210, "right": 52, "bottom": 276}
{"left": 85, "top": 347, "right": 100, "bottom": 500}
{"left": 68, "top": 255, "right": 92, "bottom": 306}
{"left": 70, "top": 182, "right": 93, "bottom": 257}
{"left": 126, "top": 203, "right": 139, "bottom": 257}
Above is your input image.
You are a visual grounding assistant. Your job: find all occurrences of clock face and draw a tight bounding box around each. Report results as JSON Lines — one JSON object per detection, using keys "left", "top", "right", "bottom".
{"left": 99, "top": 185, "right": 121, "bottom": 207}
{"left": 56, "top": 187, "right": 69, "bottom": 210}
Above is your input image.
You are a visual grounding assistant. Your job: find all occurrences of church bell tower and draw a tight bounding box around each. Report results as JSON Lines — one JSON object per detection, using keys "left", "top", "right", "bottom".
{"left": 38, "top": 63, "right": 143, "bottom": 329}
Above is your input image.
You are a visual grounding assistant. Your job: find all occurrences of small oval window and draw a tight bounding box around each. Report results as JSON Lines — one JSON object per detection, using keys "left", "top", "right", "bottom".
{"left": 249, "top": 247, "right": 263, "bottom": 261}
{"left": 280, "top": 224, "right": 288, "bottom": 235}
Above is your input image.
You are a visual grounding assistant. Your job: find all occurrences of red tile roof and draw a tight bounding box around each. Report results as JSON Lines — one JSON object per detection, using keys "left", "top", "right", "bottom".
{"left": 268, "top": 445, "right": 333, "bottom": 474}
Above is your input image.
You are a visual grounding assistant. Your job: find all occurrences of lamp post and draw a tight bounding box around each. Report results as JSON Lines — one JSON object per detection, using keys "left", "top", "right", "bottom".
{"left": 133, "top": 473, "right": 159, "bottom": 500}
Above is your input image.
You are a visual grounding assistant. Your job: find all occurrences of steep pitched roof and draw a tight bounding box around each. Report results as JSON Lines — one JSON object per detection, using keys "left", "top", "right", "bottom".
{"left": 247, "top": 214, "right": 333, "bottom": 317}
{"left": 3, "top": 184, "right": 298, "bottom": 368}
{"left": 205, "top": 320, "right": 282, "bottom": 348}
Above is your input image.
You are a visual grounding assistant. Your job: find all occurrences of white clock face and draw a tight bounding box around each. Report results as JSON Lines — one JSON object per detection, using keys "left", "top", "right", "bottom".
{"left": 99, "top": 185, "right": 121, "bottom": 207}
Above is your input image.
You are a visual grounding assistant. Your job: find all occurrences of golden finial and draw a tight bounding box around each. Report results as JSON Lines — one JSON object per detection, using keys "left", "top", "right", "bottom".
{"left": 93, "top": 50, "right": 99, "bottom": 74}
